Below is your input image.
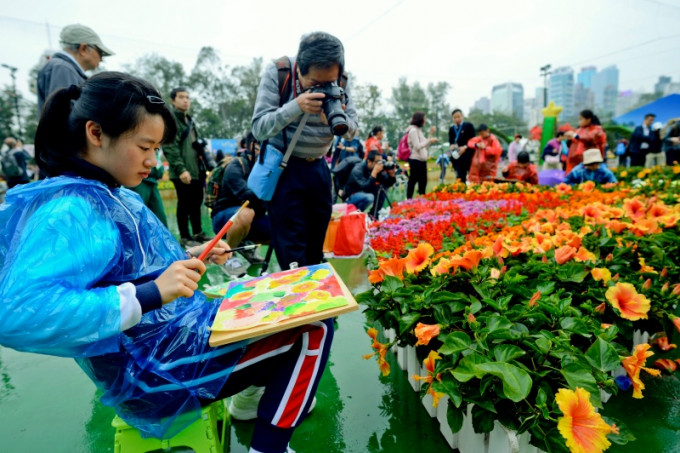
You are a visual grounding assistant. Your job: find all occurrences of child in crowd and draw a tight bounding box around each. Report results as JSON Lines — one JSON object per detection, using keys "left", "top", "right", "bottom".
{"left": 502, "top": 151, "right": 539, "bottom": 184}
{"left": 0, "top": 72, "right": 331, "bottom": 453}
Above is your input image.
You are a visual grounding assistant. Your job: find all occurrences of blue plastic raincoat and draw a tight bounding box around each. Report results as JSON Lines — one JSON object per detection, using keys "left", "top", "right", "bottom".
{"left": 0, "top": 176, "right": 247, "bottom": 437}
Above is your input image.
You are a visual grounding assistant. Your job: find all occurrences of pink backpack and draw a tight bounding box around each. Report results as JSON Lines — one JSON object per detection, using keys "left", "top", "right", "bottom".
{"left": 397, "top": 127, "right": 411, "bottom": 161}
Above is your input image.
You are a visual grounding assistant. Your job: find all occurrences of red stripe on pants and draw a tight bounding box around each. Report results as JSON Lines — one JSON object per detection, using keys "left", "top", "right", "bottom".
{"left": 275, "top": 325, "right": 326, "bottom": 428}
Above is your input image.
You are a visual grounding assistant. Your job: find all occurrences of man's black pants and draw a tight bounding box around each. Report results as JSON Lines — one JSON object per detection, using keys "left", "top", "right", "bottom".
{"left": 171, "top": 179, "right": 204, "bottom": 240}
{"left": 268, "top": 157, "right": 332, "bottom": 269}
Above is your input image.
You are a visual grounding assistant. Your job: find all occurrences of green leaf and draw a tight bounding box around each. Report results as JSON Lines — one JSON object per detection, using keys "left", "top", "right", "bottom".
{"left": 602, "top": 416, "right": 636, "bottom": 445}
{"left": 536, "top": 281, "right": 556, "bottom": 296}
{"left": 487, "top": 315, "right": 513, "bottom": 333}
{"left": 446, "top": 405, "right": 464, "bottom": 433}
{"left": 556, "top": 262, "right": 589, "bottom": 283}
{"left": 469, "top": 299, "right": 482, "bottom": 314}
{"left": 355, "top": 290, "right": 377, "bottom": 304}
{"left": 585, "top": 337, "right": 621, "bottom": 372}
{"left": 434, "top": 378, "right": 462, "bottom": 408}
{"left": 397, "top": 313, "right": 421, "bottom": 336}
{"left": 560, "top": 317, "right": 592, "bottom": 337}
{"left": 471, "top": 404, "right": 495, "bottom": 433}
{"left": 430, "top": 291, "right": 468, "bottom": 305}
{"left": 382, "top": 275, "right": 403, "bottom": 293}
{"left": 439, "top": 331, "right": 471, "bottom": 355}
{"left": 493, "top": 345, "right": 526, "bottom": 362}
{"left": 535, "top": 337, "right": 552, "bottom": 354}
{"left": 474, "top": 362, "right": 533, "bottom": 402}
{"left": 451, "top": 354, "right": 486, "bottom": 382}
{"left": 560, "top": 363, "right": 602, "bottom": 408}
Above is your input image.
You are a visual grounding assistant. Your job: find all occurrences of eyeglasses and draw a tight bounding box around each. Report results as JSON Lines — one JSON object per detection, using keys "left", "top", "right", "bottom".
{"left": 88, "top": 45, "right": 103, "bottom": 59}
{"left": 146, "top": 95, "right": 165, "bottom": 105}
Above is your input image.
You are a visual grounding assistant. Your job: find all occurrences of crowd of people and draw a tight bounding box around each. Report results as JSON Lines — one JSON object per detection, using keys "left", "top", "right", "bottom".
{"left": 1, "top": 21, "right": 680, "bottom": 453}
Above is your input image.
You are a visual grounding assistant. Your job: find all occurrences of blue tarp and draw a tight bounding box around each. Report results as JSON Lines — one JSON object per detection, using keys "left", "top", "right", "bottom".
{"left": 209, "top": 138, "right": 238, "bottom": 156}
{"left": 614, "top": 94, "right": 680, "bottom": 126}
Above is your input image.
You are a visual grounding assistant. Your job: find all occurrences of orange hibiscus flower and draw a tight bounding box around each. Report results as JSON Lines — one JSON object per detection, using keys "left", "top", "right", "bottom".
{"left": 556, "top": 387, "right": 613, "bottom": 453}
{"left": 449, "top": 249, "right": 483, "bottom": 271}
{"left": 414, "top": 322, "right": 440, "bottom": 346}
{"left": 579, "top": 180, "right": 597, "bottom": 193}
{"left": 364, "top": 327, "right": 391, "bottom": 376}
{"left": 412, "top": 351, "right": 445, "bottom": 407}
{"left": 621, "top": 344, "right": 661, "bottom": 398}
{"left": 430, "top": 258, "right": 454, "bottom": 276}
{"left": 624, "top": 198, "right": 646, "bottom": 220}
{"left": 605, "top": 282, "right": 650, "bottom": 321}
{"left": 653, "top": 358, "right": 678, "bottom": 373}
{"left": 653, "top": 336, "right": 677, "bottom": 351}
{"left": 555, "top": 245, "right": 577, "bottom": 265}
{"left": 404, "top": 242, "right": 435, "bottom": 274}
{"left": 574, "top": 247, "right": 597, "bottom": 263}
{"left": 591, "top": 268, "right": 611, "bottom": 285}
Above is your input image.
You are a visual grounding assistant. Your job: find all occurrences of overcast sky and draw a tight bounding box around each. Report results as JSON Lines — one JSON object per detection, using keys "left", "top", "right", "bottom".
{"left": 1, "top": 0, "right": 680, "bottom": 117}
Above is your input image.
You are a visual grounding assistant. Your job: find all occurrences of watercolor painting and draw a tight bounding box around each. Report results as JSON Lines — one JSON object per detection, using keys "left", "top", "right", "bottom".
{"left": 210, "top": 263, "right": 349, "bottom": 332}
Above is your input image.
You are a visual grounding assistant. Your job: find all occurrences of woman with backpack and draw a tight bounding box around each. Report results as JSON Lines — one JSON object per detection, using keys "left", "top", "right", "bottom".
{"left": 405, "top": 111, "right": 438, "bottom": 198}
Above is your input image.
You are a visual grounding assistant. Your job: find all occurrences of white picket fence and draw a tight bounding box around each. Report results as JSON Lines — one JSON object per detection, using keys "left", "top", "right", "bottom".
{"left": 382, "top": 326, "right": 652, "bottom": 452}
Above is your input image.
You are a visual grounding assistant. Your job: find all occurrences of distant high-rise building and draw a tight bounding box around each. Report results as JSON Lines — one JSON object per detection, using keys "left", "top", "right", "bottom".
{"left": 592, "top": 65, "right": 619, "bottom": 116}
{"left": 491, "top": 82, "right": 524, "bottom": 118}
{"left": 472, "top": 96, "right": 491, "bottom": 114}
{"left": 654, "top": 76, "right": 672, "bottom": 94}
{"left": 574, "top": 83, "right": 594, "bottom": 114}
{"left": 523, "top": 95, "right": 542, "bottom": 127}
{"left": 616, "top": 90, "right": 642, "bottom": 117}
{"left": 548, "top": 67, "right": 575, "bottom": 120}
{"left": 577, "top": 66, "right": 597, "bottom": 90}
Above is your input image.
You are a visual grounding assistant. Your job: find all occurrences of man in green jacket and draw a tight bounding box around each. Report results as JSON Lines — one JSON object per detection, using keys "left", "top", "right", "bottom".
{"left": 164, "top": 87, "right": 211, "bottom": 246}
{"left": 127, "top": 150, "right": 168, "bottom": 226}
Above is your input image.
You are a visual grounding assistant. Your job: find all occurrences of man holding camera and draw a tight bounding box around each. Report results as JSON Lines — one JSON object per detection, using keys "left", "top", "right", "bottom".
{"left": 252, "top": 31, "right": 358, "bottom": 269}
{"left": 343, "top": 150, "right": 383, "bottom": 212}
{"left": 165, "top": 87, "right": 212, "bottom": 247}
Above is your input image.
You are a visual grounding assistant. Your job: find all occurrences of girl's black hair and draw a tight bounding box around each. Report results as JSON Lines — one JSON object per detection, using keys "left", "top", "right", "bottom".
{"left": 579, "top": 109, "right": 601, "bottom": 126}
{"left": 35, "top": 71, "right": 177, "bottom": 176}
{"left": 410, "top": 111, "right": 426, "bottom": 128}
{"left": 369, "top": 126, "right": 383, "bottom": 137}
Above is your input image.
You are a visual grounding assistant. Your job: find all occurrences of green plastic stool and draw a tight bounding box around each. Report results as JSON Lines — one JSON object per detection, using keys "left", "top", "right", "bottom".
{"left": 111, "top": 400, "right": 230, "bottom": 453}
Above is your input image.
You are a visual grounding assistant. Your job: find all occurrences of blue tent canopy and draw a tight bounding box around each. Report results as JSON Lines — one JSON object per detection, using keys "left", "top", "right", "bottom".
{"left": 209, "top": 138, "right": 238, "bottom": 156}
{"left": 614, "top": 94, "right": 680, "bottom": 127}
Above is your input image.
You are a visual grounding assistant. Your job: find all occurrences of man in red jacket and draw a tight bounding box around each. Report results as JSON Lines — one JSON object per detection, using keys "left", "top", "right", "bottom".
{"left": 467, "top": 124, "right": 502, "bottom": 183}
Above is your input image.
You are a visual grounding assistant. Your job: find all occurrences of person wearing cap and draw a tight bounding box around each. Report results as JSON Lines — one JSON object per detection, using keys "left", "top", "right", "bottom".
{"left": 564, "top": 148, "right": 617, "bottom": 185}
{"left": 507, "top": 134, "right": 523, "bottom": 163}
{"left": 37, "top": 24, "right": 114, "bottom": 112}
{"left": 502, "top": 151, "right": 538, "bottom": 184}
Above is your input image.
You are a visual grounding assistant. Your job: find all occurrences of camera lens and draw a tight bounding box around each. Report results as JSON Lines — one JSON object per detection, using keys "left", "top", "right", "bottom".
{"left": 328, "top": 112, "right": 349, "bottom": 136}
{"left": 312, "top": 83, "right": 349, "bottom": 136}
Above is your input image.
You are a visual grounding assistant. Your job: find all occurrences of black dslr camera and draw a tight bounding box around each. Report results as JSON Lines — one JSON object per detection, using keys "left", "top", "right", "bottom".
{"left": 383, "top": 160, "right": 396, "bottom": 170}
{"left": 309, "top": 82, "right": 349, "bottom": 136}
{"left": 192, "top": 138, "right": 208, "bottom": 154}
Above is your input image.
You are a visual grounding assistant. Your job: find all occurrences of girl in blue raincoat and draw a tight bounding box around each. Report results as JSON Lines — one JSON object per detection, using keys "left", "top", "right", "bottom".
{"left": 0, "top": 72, "right": 332, "bottom": 453}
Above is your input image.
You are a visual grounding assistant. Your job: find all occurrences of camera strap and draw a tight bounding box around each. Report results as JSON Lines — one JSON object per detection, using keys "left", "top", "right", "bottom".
{"left": 279, "top": 113, "right": 310, "bottom": 170}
